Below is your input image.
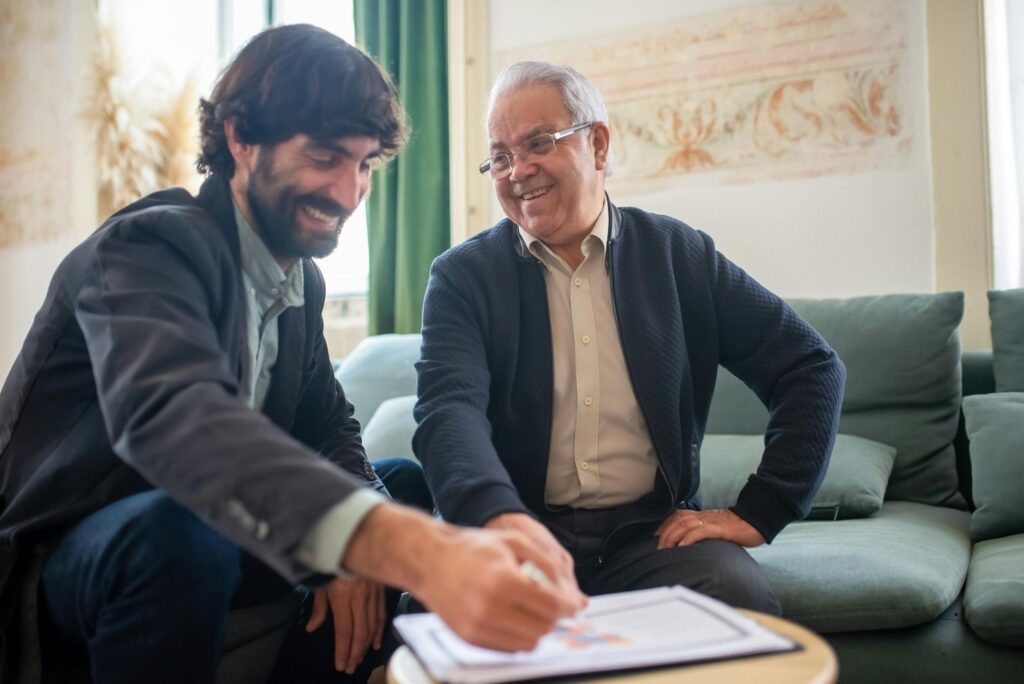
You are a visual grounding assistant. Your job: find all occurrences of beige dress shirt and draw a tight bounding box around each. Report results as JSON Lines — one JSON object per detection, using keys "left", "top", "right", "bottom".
{"left": 519, "top": 199, "right": 659, "bottom": 508}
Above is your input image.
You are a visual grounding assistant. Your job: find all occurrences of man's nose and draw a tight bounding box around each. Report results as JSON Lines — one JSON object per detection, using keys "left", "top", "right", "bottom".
{"left": 508, "top": 153, "right": 537, "bottom": 182}
{"left": 328, "top": 166, "right": 366, "bottom": 211}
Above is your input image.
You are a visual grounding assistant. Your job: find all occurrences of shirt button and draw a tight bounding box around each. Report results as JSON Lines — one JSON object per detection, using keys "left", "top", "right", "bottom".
{"left": 271, "top": 287, "right": 281, "bottom": 296}
{"left": 581, "top": 461, "right": 590, "bottom": 470}
{"left": 581, "top": 335, "right": 591, "bottom": 345}
{"left": 574, "top": 277, "right": 583, "bottom": 287}
{"left": 584, "top": 396, "right": 594, "bottom": 406}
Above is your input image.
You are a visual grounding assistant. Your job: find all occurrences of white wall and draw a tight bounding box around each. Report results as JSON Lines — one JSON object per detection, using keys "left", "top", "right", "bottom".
{"left": 0, "top": 1, "right": 97, "bottom": 376}
{"left": 0, "top": 236, "right": 80, "bottom": 369}
{"left": 486, "top": 0, "right": 936, "bottom": 299}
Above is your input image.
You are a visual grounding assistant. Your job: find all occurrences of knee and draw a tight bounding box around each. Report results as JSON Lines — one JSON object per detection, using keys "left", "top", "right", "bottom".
{"left": 702, "top": 545, "right": 780, "bottom": 615}
{"left": 375, "top": 458, "right": 434, "bottom": 512}
{"left": 115, "top": 491, "right": 241, "bottom": 595}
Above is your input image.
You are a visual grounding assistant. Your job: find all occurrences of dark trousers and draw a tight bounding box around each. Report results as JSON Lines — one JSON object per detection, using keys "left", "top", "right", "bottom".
{"left": 39, "top": 458, "right": 432, "bottom": 684}
{"left": 543, "top": 506, "right": 781, "bottom": 615}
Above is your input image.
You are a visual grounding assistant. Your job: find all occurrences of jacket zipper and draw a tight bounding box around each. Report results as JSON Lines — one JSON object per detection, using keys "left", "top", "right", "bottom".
{"left": 601, "top": 226, "right": 675, "bottom": 565}
{"left": 531, "top": 255, "right": 556, "bottom": 513}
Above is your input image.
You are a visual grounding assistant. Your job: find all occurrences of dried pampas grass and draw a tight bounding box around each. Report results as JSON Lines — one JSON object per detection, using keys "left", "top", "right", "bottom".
{"left": 86, "top": 24, "right": 202, "bottom": 219}
{"left": 152, "top": 74, "right": 200, "bottom": 192}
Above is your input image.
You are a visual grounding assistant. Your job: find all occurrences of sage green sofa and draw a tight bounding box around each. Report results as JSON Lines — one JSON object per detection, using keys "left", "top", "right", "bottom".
{"left": 335, "top": 291, "right": 1024, "bottom": 683}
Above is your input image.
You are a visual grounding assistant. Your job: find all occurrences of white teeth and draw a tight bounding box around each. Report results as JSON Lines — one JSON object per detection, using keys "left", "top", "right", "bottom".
{"left": 302, "top": 205, "right": 336, "bottom": 222}
{"left": 522, "top": 186, "right": 551, "bottom": 200}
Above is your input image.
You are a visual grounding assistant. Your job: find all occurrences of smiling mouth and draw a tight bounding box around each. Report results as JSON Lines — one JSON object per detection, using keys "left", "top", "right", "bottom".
{"left": 520, "top": 185, "right": 553, "bottom": 201}
{"left": 301, "top": 204, "right": 339, "bottom": 224}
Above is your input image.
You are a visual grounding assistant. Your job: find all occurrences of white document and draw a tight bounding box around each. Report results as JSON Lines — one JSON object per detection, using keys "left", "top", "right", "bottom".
{"left": 394, "top": 585, "right": 797, "bottom": 683}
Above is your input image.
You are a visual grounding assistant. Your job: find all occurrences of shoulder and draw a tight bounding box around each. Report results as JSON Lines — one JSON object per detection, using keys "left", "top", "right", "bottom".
{"left": 58, "top": 184, "right": 241, "bottom": 312}
{"left": 618, "top": 206, "right": 711, "bottom": 244}
{"left": 615, "top": 205, "right": 717, "bottom": 261}
{"left": 96, "top": 186, "right": 233, "bottom": 260}
{"left": 432, "top": 219, "right": 521, "bottom": 276}
{"left": 107, "top": 185, "right": 229, "bottom": 241}
{"left": 86, "top": 180, "right": 242, "bottom": 287}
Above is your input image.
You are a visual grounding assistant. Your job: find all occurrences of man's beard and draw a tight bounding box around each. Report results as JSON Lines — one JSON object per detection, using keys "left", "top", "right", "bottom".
{"left": 246, "top": 153, "right": 351, "bottom": 260}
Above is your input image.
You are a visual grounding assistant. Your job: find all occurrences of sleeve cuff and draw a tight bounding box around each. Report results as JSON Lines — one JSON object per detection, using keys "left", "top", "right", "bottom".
{"left": 452, "top": 482, "right": 530, "bottom": 527}
{"left": 730, "top": 477, "right": 802, "bottom": 543}
{"left": 294, "top": 488, "right": 386, "bottom": 574}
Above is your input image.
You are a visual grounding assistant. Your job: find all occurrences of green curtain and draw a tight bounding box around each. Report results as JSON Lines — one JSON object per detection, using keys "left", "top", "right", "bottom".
{"left": 355, "top": 0, "right": 450, "bottom": 334}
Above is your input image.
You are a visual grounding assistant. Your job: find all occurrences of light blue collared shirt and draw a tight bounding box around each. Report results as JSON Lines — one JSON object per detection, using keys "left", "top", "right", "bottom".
{"left": 234, "top": 203, "right": 383, "bottom": 575}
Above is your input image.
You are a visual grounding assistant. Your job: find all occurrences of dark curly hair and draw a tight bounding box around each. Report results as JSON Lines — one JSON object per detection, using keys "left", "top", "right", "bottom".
{"left": 197, "top": 24, "right": 407, "bottom": 178}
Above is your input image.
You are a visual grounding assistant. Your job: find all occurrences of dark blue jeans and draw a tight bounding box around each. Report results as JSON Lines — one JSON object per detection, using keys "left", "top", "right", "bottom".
{"left": 40, "top": 458, "right": 431, "bottom": 684}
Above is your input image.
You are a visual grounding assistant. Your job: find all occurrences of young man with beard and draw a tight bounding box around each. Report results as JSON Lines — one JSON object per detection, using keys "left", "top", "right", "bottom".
{"left": 0, "top": 27, "right": 583, "bottom": 684}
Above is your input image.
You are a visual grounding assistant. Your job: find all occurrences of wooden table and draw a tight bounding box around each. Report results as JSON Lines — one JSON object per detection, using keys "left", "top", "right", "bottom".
{"left": 387, "top": 610, "right": 838, "bottom": 684}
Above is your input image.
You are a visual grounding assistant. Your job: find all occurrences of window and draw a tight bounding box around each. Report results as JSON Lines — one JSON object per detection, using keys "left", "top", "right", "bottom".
{"left": 100, "top": 0, "right": 370, "bottom": 355}
{"left": 985, "top": 0, "right": 1024, "bottom": 289}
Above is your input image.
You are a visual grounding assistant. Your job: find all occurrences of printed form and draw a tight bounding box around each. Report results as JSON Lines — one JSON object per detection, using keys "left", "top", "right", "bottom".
{"left": 395, "top": 585, "right": 797, "bottom": 683}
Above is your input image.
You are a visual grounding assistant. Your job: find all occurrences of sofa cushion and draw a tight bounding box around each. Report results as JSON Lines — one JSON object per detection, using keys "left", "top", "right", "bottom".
{"left": 362, "top": 395, "right": 418, "bottom": 463}
{"left": 963, "top": 393, "right": 1024, "bottom": 541}
{"left": 707, "top": 293, "right": 964, "bottom": 506}
{"left": 748, "top": 502, "right": 971, "bottom": 633}
{"left": 989, "top": 288, "right": 1024, "bottom": 391}
{"left": 335, "top": 334, "right": 421, "bottom": 427}
{"left": 698, "top": 434, "right": 896, "bottom": 518}
{"left": 964, "top": 533, "right": 1024, "bottom": 648}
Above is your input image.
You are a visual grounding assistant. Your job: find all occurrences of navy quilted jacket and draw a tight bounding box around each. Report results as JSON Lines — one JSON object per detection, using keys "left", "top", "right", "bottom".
{"left": 414, "top": 202, "right": 845, "bottom": 543}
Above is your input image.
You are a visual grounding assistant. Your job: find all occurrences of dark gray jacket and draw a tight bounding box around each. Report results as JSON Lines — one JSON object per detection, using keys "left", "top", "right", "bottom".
{"left": 0, "top": 175, "right": 382, "bottom": 679}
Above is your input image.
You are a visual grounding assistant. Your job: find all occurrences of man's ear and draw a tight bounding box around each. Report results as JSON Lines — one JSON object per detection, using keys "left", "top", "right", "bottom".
{"left": 224, "top": 118, "right": 257, "bottom": 176}
{"left": 591, "top": 122, "right": 611, "bottom": 171}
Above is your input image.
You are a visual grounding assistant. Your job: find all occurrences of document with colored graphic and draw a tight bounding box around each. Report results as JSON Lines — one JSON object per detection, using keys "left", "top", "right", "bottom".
{"left": 394, "top": 585, "right": 797, "bottom": 683}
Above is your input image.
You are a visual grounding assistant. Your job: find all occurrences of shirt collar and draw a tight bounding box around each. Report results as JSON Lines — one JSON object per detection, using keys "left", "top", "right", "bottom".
{"left": 234, "top": 202, "right": 305, "bottom": 308}
{"left": 518, "top": 196, "right": 610, "bottom": 274}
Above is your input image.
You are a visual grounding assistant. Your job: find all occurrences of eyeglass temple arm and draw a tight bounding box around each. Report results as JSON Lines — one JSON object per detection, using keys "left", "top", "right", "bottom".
{"left": 553, "top": 121, "right": 593, "bottom": 141}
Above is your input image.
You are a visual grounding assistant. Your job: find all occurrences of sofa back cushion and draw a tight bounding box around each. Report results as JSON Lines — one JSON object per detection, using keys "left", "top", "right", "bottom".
{"left": 707, "top": 293, "right": 965, "bottom": 506}
{"left": 362, "top": 395, "right": 418, "bottom": 463}
{"left": 989, "top": 288, "right": 1024, "bottom": 392}
{"left": 963, "top": 392, "right": 1024, "bottom": 541}
{"left": 335, "top": 334, "right": 421, "bottom": 428}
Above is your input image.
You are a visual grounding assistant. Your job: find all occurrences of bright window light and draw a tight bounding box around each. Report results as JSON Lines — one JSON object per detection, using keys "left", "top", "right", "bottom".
{"left": 273, "top": 0, "right": 367, "bottom": 296}
{"left": 104, "top": 0, "right": 368, "bottom": 297}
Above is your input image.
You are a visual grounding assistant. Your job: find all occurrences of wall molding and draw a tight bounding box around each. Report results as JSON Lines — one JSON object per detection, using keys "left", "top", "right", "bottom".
{"left": 447, "top": 0, "right": 492, "bottom": 245}
{"left": 927, "top": 0, "right": 993, "bottom": 350}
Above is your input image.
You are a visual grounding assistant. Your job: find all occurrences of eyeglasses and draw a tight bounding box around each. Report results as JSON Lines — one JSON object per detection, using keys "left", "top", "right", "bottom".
{"left": 479, "top": 122, "right": 593, "bottom": 180}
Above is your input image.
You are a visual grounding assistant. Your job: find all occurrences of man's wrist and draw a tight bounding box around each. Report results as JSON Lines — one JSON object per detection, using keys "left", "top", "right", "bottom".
{"left": 484, "top": 510, "right": 535, "bottom": 529}
{"left": 341, "top": 503, "right": 454, "bottom": 596}
{"left": 297, "top": 489, "right": 385, "bottom": 575}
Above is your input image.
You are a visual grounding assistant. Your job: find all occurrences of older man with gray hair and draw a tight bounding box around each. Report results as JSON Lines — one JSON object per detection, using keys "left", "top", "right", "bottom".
{"left": 414, "top": 61, "right": 847, "bottom": 611}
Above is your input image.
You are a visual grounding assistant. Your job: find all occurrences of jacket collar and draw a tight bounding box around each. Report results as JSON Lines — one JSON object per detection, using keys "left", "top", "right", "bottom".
{"left": 192, "top": 174, "right": 306, "bottom": 431}
{"left": 512, "top": 192, "right": 621, "bottom": 258}
{"left": 195, "top": 174, "right": 243, "bottom": 268}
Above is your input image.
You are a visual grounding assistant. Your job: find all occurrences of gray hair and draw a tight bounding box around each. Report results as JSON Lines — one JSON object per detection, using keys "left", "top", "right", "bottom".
{"left": 486, "top": 61, "right": 614, "bottom": 176}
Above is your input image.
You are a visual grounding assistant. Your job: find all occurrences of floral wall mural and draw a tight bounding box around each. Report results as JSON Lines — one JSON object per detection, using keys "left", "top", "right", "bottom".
{"left": 499, "top": 0, "right": 910, "bottom": 192}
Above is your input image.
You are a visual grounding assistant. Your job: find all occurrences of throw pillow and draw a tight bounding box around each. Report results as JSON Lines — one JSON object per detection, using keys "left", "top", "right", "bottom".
{"left": 698, "top": 433, "right": 897, "bottom": 518}
{"left": 706, "top": 292, "right": 964, "bottom": 506}
{"left": 335, "top": 334, "right": 421, "bottom": 427}
{"left": 963, "top": 392, "right": 1024, "bottom": 541}
{"left": 989, "top": 289, "right": 1024, "bottom": 392}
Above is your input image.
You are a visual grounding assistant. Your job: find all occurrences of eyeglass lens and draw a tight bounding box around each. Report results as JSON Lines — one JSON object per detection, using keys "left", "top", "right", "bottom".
{"left": 489, "top": 134, "right": 556, "bottom": 177}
